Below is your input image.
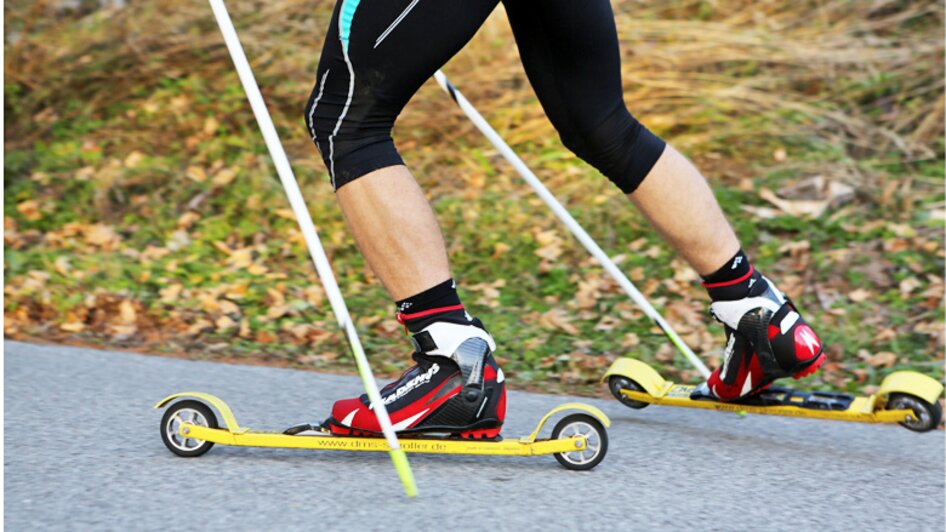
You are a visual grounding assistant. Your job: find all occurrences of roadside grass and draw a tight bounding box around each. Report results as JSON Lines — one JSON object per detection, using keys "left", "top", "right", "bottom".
{"left": 4, "top": 0, "right": 943, "bottom": 398}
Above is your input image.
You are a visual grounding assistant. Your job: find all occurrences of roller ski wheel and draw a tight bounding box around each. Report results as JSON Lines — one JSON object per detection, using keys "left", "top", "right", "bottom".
{"left": 160, "top": 400, "right": 217, "bottom": 457}
{"left": 551, "top": 414, "right": 608, "bottom": 471}
{"left": 608, "top": 375, "right": 650, "bottom": 409}
{"left": 886, "top": 393, "right": 943, "bottom": 433}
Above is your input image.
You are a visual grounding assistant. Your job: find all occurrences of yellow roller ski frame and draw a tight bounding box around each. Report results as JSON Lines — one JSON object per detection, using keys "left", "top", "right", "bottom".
{"left": 603, "top": 358, "right": 944, "bottom": 432}
{"left": 155, "top": 394, "right": 611, "bottom": 471}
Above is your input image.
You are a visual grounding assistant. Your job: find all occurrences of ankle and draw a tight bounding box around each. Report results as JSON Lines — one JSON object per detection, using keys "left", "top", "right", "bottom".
{"left": 701, "top": 249, "right": 763, "bottom": 301}
{"left": 395, "top": 278, "right": 469, "bottom": 332}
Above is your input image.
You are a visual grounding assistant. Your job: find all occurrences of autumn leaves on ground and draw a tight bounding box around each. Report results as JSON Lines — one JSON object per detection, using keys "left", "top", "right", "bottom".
{"left": 4, "top": 1, "right": 944, "bottom": 400}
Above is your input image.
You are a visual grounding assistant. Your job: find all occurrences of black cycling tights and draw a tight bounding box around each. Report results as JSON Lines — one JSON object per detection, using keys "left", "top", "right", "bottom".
{"left": 305, "top": 0, "right": 666, "bottom": 193}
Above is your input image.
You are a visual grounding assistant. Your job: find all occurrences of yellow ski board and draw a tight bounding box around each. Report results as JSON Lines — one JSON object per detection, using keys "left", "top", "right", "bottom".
{"left": 619, "top": 386, "right": 912, "bottom": 424}
{"left": 179, "top": 424, "right": 586, "bottom": 456}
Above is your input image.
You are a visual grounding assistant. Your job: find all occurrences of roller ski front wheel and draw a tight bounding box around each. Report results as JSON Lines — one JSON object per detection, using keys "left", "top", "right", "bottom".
{"left": 886, "top": 393, "right": 943, "bottom": 433}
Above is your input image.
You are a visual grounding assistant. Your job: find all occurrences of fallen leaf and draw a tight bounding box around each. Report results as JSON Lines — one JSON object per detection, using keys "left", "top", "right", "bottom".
{"left": 186, "top": 165, "right": 207, "bottom": 183}
{"left": 899, "top": 277, "right": 921, "bottom": 295}
{"left": 492, "top": 242, "right": 512, "bottom": 258}
{"left": 594, "top": 315, "right": 622, "bottom": 332}
{"left": 124, "top": 151, "right": 145, "bottom": 168}
{"left": 741, "top": 205, "right": 781, "bottom": 220}
{"left": 212, "top": 168, "right": 237, "bottom": 187}
{"left": 85, "top": 224, "right": 120, "bottom": 248}
{"left": 215, "top": 315, "right": 237, "bottom": 332}
{"left": 203, "top": 117, "right": 219, "bottom": 136}
{"left": 247, "top": 264, "right": 269, "bottom": 275}
{"left": 267, "top": 305, "right": 290, "bottom": 319}
{"left": 867, "top": 351, "right": 898, "bottom": 368}
{"left": 16, "top": 200, "right": 42, "bottom": 221}
{"left": 654, "top": 344, "right": 675, "bottom": 363}
{"left": 119, "top": 300, "right": 137, "bottom": 325}
{"left": 622, "top": 332, "right": 640, "bottom": 348}
{"left": 539, "top": 308, "right": 579, "bottom": 335}
{"left": 187, "top": 319, "right": 214, "bottom": 335}
{"left": 847, "top": 288, "right": 872, "bottom": 303}
{"left": 61, "top": 321, "right": 86, "bottom": 332}
{"left": 228, "top": 248, "right": 254, "bottom": 269}
{"left": 759, "top": 188, "right": 828, "bottom": 218}
{"left": 239, "top": 318, "right": 252, "bottom": 338}
{"left": 160, "top": 284, "right": 183, "bottom": 303}
{"left": 177, "top": 212, "right": 200, "bottom": 229}
{"left": 54, "top": 256, "right": 71, "bottom": 275}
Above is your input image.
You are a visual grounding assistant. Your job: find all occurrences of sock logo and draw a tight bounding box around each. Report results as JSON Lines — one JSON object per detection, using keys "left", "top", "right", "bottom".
{"left": 731, "top": 256, "right": 743, "bottom": 269}
{"left": 398, "top": 302, "right": 413, "bottom": 311}
{"left": 382, "top": 364, "right": 440, "bottom": 406}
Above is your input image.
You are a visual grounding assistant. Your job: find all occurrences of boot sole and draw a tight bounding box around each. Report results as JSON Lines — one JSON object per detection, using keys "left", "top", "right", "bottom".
{"left": 791, "top": 350, "right": 826, "bottom": 380}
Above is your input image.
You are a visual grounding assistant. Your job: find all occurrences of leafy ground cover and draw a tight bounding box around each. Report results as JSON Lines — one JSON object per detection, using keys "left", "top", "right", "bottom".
{"left": 4, "top": 1, "right": 943, "bottom": 400}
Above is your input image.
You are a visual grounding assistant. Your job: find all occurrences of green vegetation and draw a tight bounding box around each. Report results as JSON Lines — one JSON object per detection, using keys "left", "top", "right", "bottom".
{"left": 4, "top": 1, "right": 943, "bottom": 397}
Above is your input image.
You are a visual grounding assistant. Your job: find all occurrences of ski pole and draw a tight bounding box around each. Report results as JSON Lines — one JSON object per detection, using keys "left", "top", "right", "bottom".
{"left": 432, "top": 70, "right": 710, "bottom": 379}
{"left": 208, "top": 0, "right": 418, "bottom": 498}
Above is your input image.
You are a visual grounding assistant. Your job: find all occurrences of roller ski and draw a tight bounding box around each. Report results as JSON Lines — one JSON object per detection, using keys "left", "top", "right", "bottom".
{"left": 156, "top": 394, "right": 608, "bottom": 470}
{"left": 156, "top": 320, "right": 610, "bottom": 470}
{"left": 605, "top": 358, "right": 943, "bottom": 432}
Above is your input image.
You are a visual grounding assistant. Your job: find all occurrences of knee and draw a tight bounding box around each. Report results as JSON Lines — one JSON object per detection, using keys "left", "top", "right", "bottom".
{"left": 303, "top": 80, "right": 403, "bottom": 190}
{"left": 558, "top": 106, "right": 666, "bottom": 194}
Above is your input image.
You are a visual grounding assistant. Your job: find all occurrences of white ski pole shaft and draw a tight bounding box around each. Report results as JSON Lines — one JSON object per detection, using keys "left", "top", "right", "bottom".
{"left": 433, "top": 70, "right": 710, "bottom": 378}
{"left": 208, "top": 0, "right": 417, "bottom": 497}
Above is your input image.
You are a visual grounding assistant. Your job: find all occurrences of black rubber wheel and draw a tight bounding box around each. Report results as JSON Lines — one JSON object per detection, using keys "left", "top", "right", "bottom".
{"left": 886, "top": 393, "right": 943, "bottom": 433}
{"left": 551, "top": 414, "right": 608, "bottom": 471}
{"left": 608, "top": 375, "right": 650, "bottom": 409}
{"left": 160, "top": 400, "right": 218, "bottom": 457}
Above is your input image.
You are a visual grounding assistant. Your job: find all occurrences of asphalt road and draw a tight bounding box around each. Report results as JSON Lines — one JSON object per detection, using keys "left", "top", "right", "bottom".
{"left": 5, "top": 340, "right": 944, "bottom": 531}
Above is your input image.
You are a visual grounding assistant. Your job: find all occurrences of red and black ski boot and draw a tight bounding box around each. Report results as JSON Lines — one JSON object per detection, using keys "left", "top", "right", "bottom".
{"left": 322, "top": 318, "right": 506, "bottom": 439}
{"left": 692, "top": 276, "right": 825, "bottom": 401}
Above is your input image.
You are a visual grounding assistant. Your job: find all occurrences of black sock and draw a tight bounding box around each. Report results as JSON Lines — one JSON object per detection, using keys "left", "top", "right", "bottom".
{"left": 701, "top": 249, "right": 763, "bottom": 301}
{"left": 395, "top": 278, "right": 469, "bottom": 333}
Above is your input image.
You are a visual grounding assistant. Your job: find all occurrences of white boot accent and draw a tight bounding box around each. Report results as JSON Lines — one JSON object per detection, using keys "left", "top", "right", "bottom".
{"left": 740, "top": 373, "right": 754, "bottom": 397}
{"left": 340, "top": 408, "right": 358, "bottom": 427}
{"left": 419, "top": 321, "right": 496, "bottom": 357}
{"left": 780, "top": 311, "right": 800, "bottom": 334}
{"left": 391, "top": 409, "right": 429, "bottom": 431}
{"left": 710, "top": 297, "right": 781, "bottom": 329}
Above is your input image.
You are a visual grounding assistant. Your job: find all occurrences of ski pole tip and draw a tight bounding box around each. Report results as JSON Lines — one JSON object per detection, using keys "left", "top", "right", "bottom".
{"left": 390, "top": 449, "right": 418, "bottom": 498}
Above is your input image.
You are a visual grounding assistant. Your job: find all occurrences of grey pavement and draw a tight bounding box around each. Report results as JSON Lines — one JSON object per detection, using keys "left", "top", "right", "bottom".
{"left": 4, "top": 340, "right": 944, "bottom": 531}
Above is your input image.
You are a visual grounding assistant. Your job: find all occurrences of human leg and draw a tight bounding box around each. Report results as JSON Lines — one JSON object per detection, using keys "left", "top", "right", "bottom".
{"left": 306, "top": 0, "right": 506, "bottom": 435}
{"left": 503, "top": 0, "right": 823, "bottom": 399}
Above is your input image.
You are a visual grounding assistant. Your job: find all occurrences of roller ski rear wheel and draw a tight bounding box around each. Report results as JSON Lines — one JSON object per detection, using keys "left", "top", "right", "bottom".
{"left": 608, "top": 375, "right": 649, "bottom": 409}
{"left": 160, "top": 400, "right": 218, "bottom": 457}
